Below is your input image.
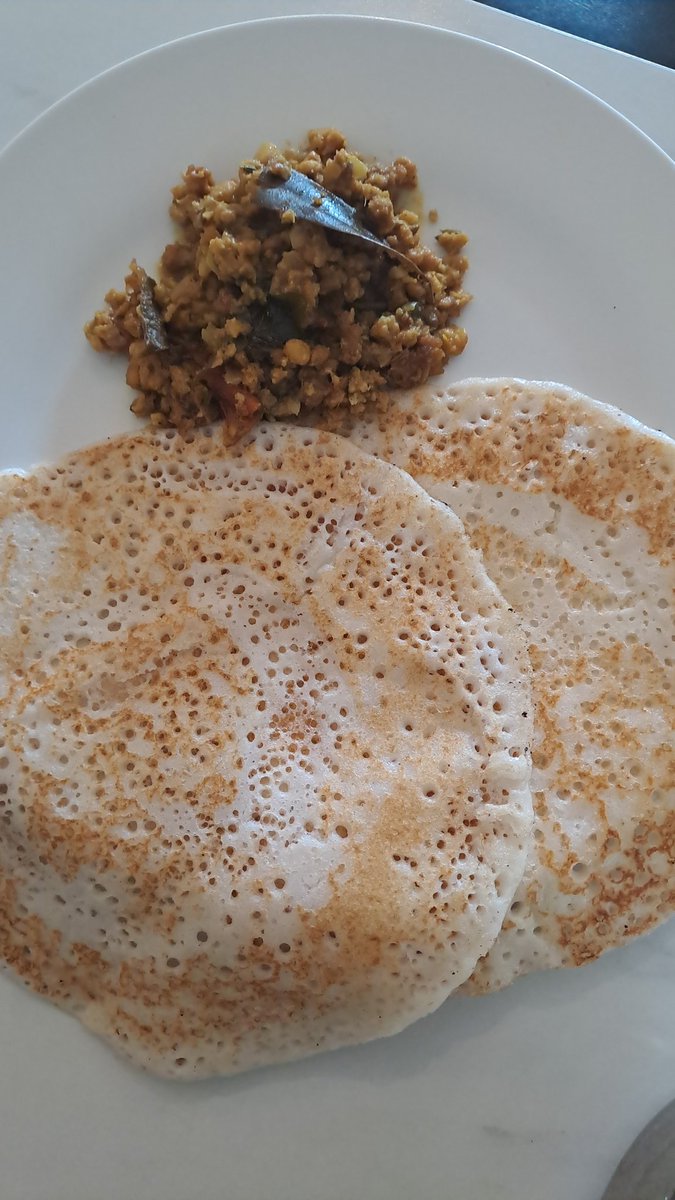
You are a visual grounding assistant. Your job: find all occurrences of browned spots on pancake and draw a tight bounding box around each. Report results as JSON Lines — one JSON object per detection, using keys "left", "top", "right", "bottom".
{"left": 319, "top": 381, "right": 674, "bottom": 561}
{"left": 0, "top": 531, "right": 17, "bottom": 591}
{"left": 310, "top": 778, "right": 456, "bottom": 975}
{"left": 268, "top": 697, "right": 319, "bottom": 745}
{"left": 0, "top": 878, "right": 81, "bottom": 1001}
{"left": 313, "top": 380, "right": 675, "bottom": 989}
{"left": 445, "top": 481, "right": 673, "bottom": 968}
{"left": 0, "top": 419, "right": 533, "bottom": 1075}
{"left": 523, "top": 612, "right": 671, "bottom": 965}
{"left": 432, "top": 393, "right": 668, "bottom": 559}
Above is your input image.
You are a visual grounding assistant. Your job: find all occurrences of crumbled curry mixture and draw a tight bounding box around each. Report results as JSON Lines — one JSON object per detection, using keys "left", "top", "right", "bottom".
{"left": 85, "top": 128, "right": 470, "bottom": 436}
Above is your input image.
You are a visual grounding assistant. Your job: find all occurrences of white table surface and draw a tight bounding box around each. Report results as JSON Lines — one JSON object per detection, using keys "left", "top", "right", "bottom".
{"left": 1, "top": 0, "right": 674, "bottom": 161}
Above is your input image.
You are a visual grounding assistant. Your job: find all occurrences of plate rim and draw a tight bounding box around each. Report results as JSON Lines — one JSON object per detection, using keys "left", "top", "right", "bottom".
{"left": 2, "top": 13, "right": 674, "bottom": 179}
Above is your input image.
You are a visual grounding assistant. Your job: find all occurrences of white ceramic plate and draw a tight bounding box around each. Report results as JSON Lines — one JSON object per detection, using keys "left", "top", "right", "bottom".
{"left": 0, "top": 17, "right": 674, "bottom": 1200}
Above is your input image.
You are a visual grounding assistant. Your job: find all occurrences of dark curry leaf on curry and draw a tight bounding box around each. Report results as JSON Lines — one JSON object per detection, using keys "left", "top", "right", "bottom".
{"left": 247, "top": 298, "right": 301, "bottom": 350}
{"left": 137, "top": 268, "right": 169, "bottom": 353}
